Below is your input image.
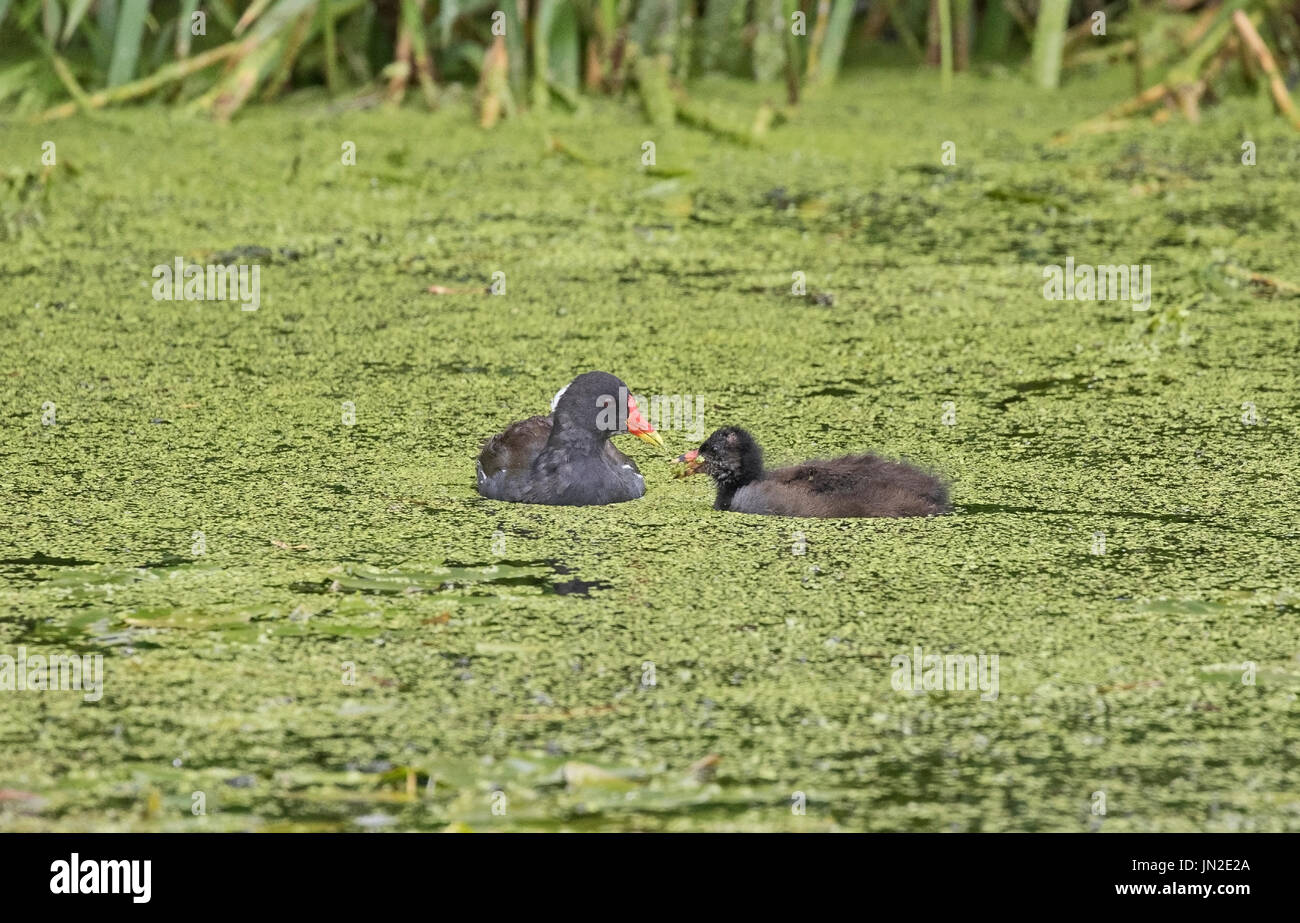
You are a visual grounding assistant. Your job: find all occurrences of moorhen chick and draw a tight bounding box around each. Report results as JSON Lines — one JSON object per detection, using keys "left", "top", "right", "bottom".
{"left": 477, "top": 371, "right": 666, "bottom": 506}
{"left": 675, "top": 426, "right": 949, "bottom": 518}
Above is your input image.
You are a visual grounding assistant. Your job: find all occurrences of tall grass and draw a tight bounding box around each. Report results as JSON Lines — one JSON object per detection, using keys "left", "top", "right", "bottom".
{"left": 1030, "top": 0, "right": 1069, "bottom": 88}
{"left": 0, "top": 1, "right": 1297, "bottom": 129}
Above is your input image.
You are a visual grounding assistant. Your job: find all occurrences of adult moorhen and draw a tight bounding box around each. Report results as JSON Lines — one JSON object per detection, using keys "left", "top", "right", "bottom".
{"left": 477, "top": 371, "right": 666, "bottom": 506}
{"left": 675, "top": 426, "right": 949, "bottom": 518}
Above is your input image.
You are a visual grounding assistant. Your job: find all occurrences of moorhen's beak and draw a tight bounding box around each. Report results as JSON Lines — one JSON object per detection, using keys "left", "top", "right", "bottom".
{"left": 673, "top": 448, "right": 702, "bottom": 477}
{"left": 626, "top": 397, "right": 666, "bottom": 449}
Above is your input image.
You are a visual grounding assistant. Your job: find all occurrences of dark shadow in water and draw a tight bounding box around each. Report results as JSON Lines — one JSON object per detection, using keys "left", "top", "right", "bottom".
{"left": 995, "top": 374, "right": 1093, "bottom": 409}
{"left": 0, "top": 551, "right": 101, "bottom": 566}
{"left": 549, "top": 562, "right": 613, "bottom": 596}
{"left": 460, "top": 559, "right": 611, "bottom": 597}
{"left": 805, "top": 386, "right": 861, "bottom": 398}
{"left": 553, "top": 577, "right": 612, "bottom": 596}
{"left": 290, "top": 558, "right": 609, "bottom": 598}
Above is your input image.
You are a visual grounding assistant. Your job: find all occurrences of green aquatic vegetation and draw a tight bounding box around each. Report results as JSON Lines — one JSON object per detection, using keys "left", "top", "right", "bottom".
{"left": 1, "top": 70, "right": 1299, "bottom": 831}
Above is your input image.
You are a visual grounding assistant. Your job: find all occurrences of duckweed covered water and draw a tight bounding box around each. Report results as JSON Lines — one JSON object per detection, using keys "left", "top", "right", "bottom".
{"left": 2, "top": 69, "right": 1299, "bottom": 831}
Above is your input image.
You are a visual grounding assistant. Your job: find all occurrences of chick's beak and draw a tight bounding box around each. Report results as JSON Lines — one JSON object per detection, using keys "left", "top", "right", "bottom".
{"left": 673, "top": 448, "right": 702, "bottom": 477}
{"left": 626, "top": 398, "right": 665, "bottom": 449}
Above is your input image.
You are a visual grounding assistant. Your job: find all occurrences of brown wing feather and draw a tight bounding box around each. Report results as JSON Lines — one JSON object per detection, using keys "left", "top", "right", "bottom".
{"left": 478, "top": 415, "right": 638, "bottom": 477}
{"left": 477, "top": 415, "right": 552, "bottom": 477}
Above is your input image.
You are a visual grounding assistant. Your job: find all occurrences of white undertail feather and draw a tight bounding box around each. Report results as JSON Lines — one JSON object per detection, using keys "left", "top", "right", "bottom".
{"left": 549, "top": 384, "right": 569, "bottom": 412}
